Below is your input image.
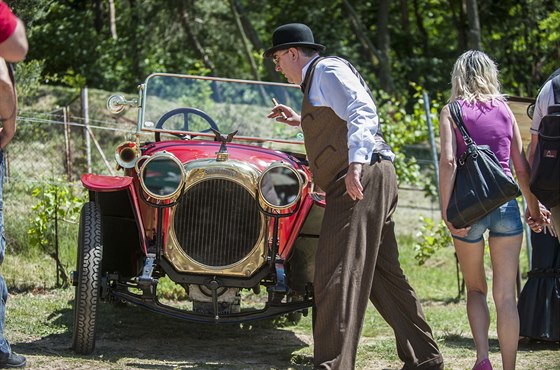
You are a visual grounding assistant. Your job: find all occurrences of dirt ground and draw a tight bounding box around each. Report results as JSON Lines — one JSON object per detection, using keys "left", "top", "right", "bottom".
{"left": 13, "top": 293, "right": 319, "bottom": 370}
{"left": 8, "top": 289, "right": 560, "bottom": 369}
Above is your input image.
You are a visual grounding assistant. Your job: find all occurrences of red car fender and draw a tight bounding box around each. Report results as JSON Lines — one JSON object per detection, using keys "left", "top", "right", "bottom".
{"left": 81, "top": 173, "right": 148, "bottom": 255}
{"left": 81, "top": 173, "right": 133, "bottom": 191}
{"left": 279, "top": 191, "right": 325, "bottom": 259}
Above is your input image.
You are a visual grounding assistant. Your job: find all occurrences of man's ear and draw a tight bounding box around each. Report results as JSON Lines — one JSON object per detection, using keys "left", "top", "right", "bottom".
{"left": 288, "top": 48, "right": 296, "bottom": 60}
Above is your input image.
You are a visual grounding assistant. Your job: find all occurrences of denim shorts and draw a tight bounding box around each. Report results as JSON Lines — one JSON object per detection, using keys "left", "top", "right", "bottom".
{"left": 452, "top": 199, "right": 523, "bottom": 243}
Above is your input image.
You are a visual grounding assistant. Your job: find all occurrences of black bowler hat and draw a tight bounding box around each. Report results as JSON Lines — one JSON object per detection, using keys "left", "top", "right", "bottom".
{"left": 264, "top": 23, "right": 325, "bottom": 58}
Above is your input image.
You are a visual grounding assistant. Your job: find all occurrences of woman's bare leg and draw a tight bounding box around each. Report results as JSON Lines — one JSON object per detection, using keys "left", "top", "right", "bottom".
{"left": 489, "top": 234, "right": 522, "bottom": 370}
{"left": 454, "top": 238, "right": 490, "bottom": 365}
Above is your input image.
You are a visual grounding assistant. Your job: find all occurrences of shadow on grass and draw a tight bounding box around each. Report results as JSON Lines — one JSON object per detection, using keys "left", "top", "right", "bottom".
{"left": 517, "top": 338, "right": 560, "bottom": 353}
{"left": 15, "top": 297, "right": 313, "bottom": 369}
{"left": 421, "top": 296, "right": 463, "bottom": 305}
{"left": 441, "top": 333, "right": 501, "bottom": 351}
{"left": 442, "top": 334, "right": 559, "bottom": 353}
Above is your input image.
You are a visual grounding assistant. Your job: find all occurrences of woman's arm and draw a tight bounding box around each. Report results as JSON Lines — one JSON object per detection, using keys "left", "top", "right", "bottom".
{"left": 438, "top": 104, "right": 470, "bottom": 236}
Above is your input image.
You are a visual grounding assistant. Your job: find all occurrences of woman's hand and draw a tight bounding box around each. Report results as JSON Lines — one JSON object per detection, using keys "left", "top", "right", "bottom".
{"left": 444, "top": 219, "right": 471, "bottom": 238}
{"left": 267, "top": 103, "right": 301, "bottom": 126}
{"left": 526, "top": 203, "right": 552, "bottom": 233}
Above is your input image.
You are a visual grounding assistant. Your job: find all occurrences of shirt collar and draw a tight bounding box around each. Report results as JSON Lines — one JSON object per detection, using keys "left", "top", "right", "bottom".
{"left": 301, "top": 56, "right": 321, "bottom": 85}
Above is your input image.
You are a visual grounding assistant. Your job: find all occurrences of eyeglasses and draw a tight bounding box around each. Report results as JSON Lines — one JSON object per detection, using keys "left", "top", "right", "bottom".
{"left": 272, "top": 50, "right": 290, "bottom": 65}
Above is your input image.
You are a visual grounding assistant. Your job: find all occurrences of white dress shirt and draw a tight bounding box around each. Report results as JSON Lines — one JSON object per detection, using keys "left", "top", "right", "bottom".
{"left": 301, "top": 56, "right": 394, "bottom": 164}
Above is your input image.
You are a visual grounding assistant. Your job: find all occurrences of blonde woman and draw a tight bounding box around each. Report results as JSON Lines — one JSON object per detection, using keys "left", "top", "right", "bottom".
{"left": 438, "top": 50, "right": 548, "bottom": 370}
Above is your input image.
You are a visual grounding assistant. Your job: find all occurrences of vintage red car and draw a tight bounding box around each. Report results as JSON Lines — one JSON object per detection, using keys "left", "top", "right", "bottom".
{"left": 71, "top": 74, "right": 324, "bottom": 354}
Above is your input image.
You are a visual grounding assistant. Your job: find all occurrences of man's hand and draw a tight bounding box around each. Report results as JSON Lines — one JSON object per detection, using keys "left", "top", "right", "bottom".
{"left": 267, "top": 103, "right": 301, "bottom": 126}
{"left": 345, "top": 162, "right": 363, "bottom": 201}
{"left": 525, "top": 203, "right": 552, "bottom": 233}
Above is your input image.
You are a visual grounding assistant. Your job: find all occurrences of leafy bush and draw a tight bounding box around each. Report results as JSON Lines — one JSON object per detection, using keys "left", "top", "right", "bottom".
{"left": 27, "top": 180, "right": 86, "bottom": 286}
{"left": 14, "top": 59, "right": 45, "bottom": 107}
{"left": 376, "top": 83, "right": 443, "bottom": 193}
{"left": 413, "top": 216, "right": 452, "bottom": 265}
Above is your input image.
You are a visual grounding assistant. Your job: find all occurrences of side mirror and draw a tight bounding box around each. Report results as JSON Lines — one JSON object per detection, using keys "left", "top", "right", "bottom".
{"left": 107, "top": 94, "right": 138, "bottom": 114}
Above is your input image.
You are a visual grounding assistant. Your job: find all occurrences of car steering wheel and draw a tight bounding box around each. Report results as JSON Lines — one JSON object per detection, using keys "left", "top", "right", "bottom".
{"left": 154, "top": 107, "right": 219, "bottom": 141}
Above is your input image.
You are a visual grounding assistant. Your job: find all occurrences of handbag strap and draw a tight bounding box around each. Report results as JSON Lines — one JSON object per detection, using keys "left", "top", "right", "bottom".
{"left": 449, "top": 101, "right": 475, "bottom": 146}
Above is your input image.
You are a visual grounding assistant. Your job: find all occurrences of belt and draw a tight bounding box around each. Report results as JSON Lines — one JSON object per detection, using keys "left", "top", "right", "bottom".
{"left": 370, "top": 152, "right": 391, "bottom": 164}
{"left": 336, "top": 153, "right": 390, "bottom": 180}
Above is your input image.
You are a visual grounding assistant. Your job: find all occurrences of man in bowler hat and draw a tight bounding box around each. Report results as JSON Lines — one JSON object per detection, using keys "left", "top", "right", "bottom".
{"left": 266, "top": 23, "right": 444, "bottom": 370}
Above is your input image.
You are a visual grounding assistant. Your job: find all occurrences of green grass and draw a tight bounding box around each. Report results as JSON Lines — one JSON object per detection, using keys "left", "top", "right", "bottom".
{"left": 1, "top": 228, "right": 559, "bottom": 369}
{"left": 282, "top": 235, "right": 559, "bottom": 369}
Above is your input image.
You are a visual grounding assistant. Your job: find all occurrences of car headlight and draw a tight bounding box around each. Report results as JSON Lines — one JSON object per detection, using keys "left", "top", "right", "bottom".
{"left": 257, "top": 162, "right": 305, "bottom": 210}
{"left": 136, "top": 151, "right": 185, "bottom": 201}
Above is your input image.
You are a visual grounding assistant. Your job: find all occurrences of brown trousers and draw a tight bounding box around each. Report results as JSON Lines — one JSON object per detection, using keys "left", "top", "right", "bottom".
{"left": 313, "top": 160, "right": 443, "bottom": 370}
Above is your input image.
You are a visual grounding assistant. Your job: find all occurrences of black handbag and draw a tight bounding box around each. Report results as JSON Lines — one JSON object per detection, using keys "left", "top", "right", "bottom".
{"left": 446, "top": 101, "right": 521, "bottom": 228}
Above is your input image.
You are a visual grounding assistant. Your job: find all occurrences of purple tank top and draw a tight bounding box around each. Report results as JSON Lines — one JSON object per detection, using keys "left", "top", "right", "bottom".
{"left": 453, "top": 99, "right": 513, "bottom": 177}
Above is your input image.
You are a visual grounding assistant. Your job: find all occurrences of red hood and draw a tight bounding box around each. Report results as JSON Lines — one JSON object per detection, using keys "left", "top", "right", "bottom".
{"left": 141, "top": 140, "right": 304, "bottom": 172}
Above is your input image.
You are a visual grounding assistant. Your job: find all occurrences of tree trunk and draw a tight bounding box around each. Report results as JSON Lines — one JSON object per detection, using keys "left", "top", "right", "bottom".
{"left": 413, "top": 0, "right": 429, "bottom": 54}
{"left": 342, "top": 0, "right": 381, "bottom": 68}
{"left": 232, "top": 0, "right": 280, "bottom": 82}
{"left": 343, "top": 0, "right": 395, "bottom": 91}
{"left": 400, "top": 0, "right": 410, "bottom": 36}
{"left": 128, "top": 0, "right": 141, "bottom": 80}
{"left": 376, "top": 0, "right": 394, "bottom": 92}
{"left": 230, "top": 0, "right": 259, "bottom": 81}
{"left": 465, "top": 0, "right": 480, "bottom": 50}
{"left": 449, "top": 0, "right": 467, "bottom": 51}
{"left": 177, "top": 2, "right": 216, "bottom": 75}
{"left": 109, "top": 0, "right": 117, "bottom": 40}
{"left": 93, "top": 0, "right": 103, "bottom": 34}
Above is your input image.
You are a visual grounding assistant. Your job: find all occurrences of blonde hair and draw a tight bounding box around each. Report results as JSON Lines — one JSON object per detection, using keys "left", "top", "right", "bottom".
{"left": 450, "top": 50, "right": 505, "bottom": 103}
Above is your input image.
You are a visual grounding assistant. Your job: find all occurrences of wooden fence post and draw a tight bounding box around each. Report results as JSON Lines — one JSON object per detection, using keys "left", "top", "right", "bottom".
{"left": 63, "top": 106, "right": 73, "bottom": 181}
{"left": 81, "top": 87, "right": 91, "bottom": 173}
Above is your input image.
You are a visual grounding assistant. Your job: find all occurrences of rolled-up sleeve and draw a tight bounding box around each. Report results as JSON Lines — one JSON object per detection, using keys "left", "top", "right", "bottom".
{"left": 313, "top": 61, "right": 379, "bottom": 164}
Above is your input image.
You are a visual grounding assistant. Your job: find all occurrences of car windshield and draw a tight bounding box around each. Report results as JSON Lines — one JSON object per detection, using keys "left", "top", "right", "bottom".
{"left": 141, "top": 74, "right": 304, "bottom": 148}
{"left": 139, "top": 74, "right": 536, "bottom": 152}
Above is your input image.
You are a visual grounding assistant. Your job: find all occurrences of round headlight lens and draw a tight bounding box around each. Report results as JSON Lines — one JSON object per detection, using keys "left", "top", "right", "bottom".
{"left": 258, "top": 163, "right": 303, "bottom": 210}
{"left": 139, "top": 152, "right": 185, "bottom": 200}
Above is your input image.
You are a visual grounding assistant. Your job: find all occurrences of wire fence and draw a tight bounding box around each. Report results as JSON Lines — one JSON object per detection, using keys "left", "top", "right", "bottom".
{"left": 8, "top": 112, "right": 439, "bottom": 192}
{"left": 10, "top": 103, "right": 536, "bottom": 297}
{"left": 8, "top": 111, "right": 135, "bottom": 183}
{"left": 4, "top": 109, "right": 441, "bottom": 240}
{"left": 0, "top": 107, "right": 442, "bottom": 288}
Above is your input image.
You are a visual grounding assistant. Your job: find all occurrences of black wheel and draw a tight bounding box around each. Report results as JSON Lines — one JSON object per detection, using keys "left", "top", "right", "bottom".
{"left": 155, "top": 107, "right": 219, "bottom": 141}
{"left": 72, "top": 201, "right": 103, "bottom": 355}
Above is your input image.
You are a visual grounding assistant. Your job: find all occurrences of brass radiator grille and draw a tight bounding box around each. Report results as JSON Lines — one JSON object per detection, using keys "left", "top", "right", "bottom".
{"left": 173, "top": 178, "right": 262, "bottom": 267}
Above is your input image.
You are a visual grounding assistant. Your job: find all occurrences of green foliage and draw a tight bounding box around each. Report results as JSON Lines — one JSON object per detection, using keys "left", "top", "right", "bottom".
{"left": 28, "top": 181, "right": 84, "bottom": 251}
{"left": 14, "top": 59, "right": 45, "bottom": 106}
{"left": 14, "top": 0, "right": 559, "bottom": 98}
{"left": 377, "top": 84, "right": 443, "bottom": 190}
{"left": 156, "top": 276, "right": 188, "bottom": 301}
{"left": 413, "top": 216, "right": 452, "bottom": 265}
{"left": 27, "top": 180, "right": 85, "bottom": 285}
{"left": 540, "top": 11, "right": 560, "bottom": 42}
